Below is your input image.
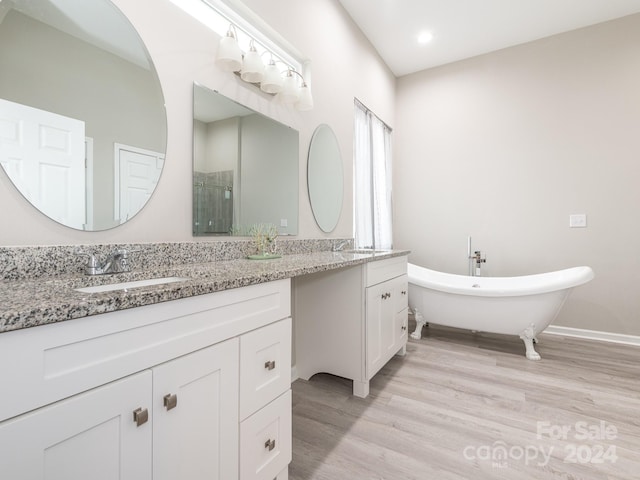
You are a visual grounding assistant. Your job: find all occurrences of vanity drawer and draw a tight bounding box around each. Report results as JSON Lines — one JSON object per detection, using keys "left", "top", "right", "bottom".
{"left": 0, "top": 279, "right": 290, "bottom": 423}
{"left": 366, "top": 255, "right": 407, "bottom": 287}
{"left": 240, "top": 318, "right": 291, "bottom": 420}
{"left": 396, "top": 274, "right": 409, "bottom": 313}
{"left": 240, "top": 390, "right": 292, "bottom": 480}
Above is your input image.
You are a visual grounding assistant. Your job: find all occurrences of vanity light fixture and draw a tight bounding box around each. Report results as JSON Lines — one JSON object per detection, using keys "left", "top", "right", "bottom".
{"left": 215, "top": 24, "right": 243, "bottom": 71}
{"left": 260, "top": 57, "right": 284, "bottom": 94}
{"left": 280, "top": 69, "right": 313, "bottom": 111}
{"left": 215, "top": 23, "right": 313, "bottom": 111}
{"left": 240, "top": 39, "right": 264, "bottom": 83}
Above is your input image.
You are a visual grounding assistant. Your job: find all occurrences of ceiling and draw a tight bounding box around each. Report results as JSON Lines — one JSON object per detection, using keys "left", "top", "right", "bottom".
{"left": 337, "top": 0, "right": 640, "bottom": 77}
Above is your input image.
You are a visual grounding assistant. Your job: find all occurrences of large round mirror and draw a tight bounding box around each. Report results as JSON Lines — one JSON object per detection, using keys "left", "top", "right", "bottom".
{"left": 307, "top": 124, "right": 343, "bottom": 233}
{"left": 0, "top": 0, "right": 167, "bottom": 231}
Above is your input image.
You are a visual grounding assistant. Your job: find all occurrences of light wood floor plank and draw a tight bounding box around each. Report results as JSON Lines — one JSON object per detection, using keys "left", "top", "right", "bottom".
{"left": 290, "top": 323, "right": 640, "bottom": 480}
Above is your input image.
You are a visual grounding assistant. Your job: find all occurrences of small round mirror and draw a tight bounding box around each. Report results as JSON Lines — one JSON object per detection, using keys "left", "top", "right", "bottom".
{"left": 307, "top": 124, "right": 343, "bottom": 233}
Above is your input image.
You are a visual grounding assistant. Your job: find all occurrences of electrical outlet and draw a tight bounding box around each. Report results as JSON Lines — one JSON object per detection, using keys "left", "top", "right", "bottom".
{"left": 569, "top": 214, "right": 587, "bottom": 228}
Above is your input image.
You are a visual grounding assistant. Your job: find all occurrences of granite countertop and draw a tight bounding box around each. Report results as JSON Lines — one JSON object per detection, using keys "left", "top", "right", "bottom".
{"left": 0, "top": 250, "right": 409, "bottom": 334}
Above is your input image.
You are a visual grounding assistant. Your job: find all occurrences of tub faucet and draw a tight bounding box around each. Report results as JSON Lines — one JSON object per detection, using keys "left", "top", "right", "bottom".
{"left": 470, "top": 250, "right": 486, "bottom": 277}
{"left": 332, "top": 240, "right": 351, "bottom": 252}
{"left": 76, "top": 248, "right": 133, "bottom": 275}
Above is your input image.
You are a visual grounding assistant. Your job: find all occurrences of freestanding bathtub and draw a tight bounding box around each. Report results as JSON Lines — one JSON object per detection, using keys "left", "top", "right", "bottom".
{"left": 407, "top": 263, "right": 594, "bottom": 360}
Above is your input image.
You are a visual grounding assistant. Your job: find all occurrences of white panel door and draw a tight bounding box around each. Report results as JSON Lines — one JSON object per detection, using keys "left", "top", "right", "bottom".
{"left": 115, "top": 143, "right": 164, "bottom": 222}
{"left": 0, "top": 370, "right": 152, "bottom": 480}
{"left": 0, "top": 98, "right": 86, "bottom": 228}
{"left": 153, "top": 339, "right": 239, "bottom": 480}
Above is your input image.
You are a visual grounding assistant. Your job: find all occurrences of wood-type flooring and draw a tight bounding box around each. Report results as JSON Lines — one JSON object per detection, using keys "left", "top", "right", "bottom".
{"left": 290, "top": 322, "right": 640, "bottom": 480}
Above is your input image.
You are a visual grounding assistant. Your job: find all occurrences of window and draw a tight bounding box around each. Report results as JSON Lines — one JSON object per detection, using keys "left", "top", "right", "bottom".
{"left": 353, "top": 99, "right": 393, "bottom": 250}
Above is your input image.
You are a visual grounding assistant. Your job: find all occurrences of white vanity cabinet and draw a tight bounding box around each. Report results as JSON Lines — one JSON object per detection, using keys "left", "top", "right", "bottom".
{"left": 0, "top": 370, "right": 154, "bottom": 479}
{"left": 294, "top": 255, "right": 408, "bottom": 398}
{"left": 365, "top": 272, "right": 409, "bottom": 378}
{"left": 0, "top": 279, "right": 292, "bottom": 480}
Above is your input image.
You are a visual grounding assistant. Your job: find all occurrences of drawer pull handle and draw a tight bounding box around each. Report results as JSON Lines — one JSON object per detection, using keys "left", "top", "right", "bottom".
{"left": 265, "top": 439, "right": 276, "bottom": 451}
{"left": 401, "top": 290, "right": 407, "bottom": 295}
{"left": 401, "top": 325, "right": 407, "bottom": 331}
{"left": 133, "top": 407, "right": 149, "bottom": 427}
{"left": 381, "top": 292, "right": 391, "bottom": 300}
{"left": 163, "top": 393, "right": 178, "bottom": 411}
{"left": 265, "top": 360, "right": 276, "bottom": 370}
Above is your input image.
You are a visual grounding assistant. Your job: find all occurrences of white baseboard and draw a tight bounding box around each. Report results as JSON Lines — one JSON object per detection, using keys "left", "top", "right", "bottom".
{"left": 544, "top": 325, "right": 640, "bottom": 347}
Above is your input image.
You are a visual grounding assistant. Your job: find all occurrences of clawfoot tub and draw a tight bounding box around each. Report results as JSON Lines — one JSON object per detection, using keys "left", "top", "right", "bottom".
{"left": 407, "top": 263, "right": 594, "bottom": 360}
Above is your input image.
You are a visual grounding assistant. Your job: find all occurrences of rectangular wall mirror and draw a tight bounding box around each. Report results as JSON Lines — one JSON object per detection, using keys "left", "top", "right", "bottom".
{"left": 192, "top": 83, "right": 299, "bottom": 236}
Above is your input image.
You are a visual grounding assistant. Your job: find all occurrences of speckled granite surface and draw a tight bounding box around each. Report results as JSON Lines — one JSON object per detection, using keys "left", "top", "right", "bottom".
{"left": 0, "top": 238, "right": 352, "bottom": 281}
{"left": 0, "top": 248, "right": 409, "bottom": 334}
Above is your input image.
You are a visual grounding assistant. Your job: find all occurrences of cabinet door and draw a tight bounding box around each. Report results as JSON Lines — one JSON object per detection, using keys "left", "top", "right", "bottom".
{"left": 366, "top": 279, "right": 397, "bottom": 378}
{"left": 366, "top": 275, "right": 409, "bottom": 379}
{"left": 153, "top": 338, "right": 239, "bottom": 480}
{"left": 0, "top": 371, "right": 152, "bottom": 480}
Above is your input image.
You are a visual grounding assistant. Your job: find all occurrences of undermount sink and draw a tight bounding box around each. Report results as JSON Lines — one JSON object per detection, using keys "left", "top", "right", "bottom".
{"left": 342, "top": 249, "right": 390, "bottom": 254}
{"left": 75, "top": 276, "right": 190, "bottom": 294}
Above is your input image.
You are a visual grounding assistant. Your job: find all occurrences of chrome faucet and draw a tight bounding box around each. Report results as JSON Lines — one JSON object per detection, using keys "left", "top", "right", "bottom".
{"left": 470, "top": 250, "right": 486, "bottom": 277}
{"left": 467, "top": 236, "right": 486, "bottom": 276}
{"left": 76, "top": 248, "right": 133, "bottom": 275}
{"left": 332, "top": 240, "right": 351, "bottom": 252}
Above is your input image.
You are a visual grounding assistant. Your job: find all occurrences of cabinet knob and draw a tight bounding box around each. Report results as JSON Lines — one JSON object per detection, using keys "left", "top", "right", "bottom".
{"left": 133, "top": 407, "right": 149, "bottom": 427}
{"left": 264, "top": 360, "right": 276, "bottom": 371}
{"left": 401, "top": 325, "right": 407, "bottom": 331}
{"left": 401, "top": 290, "right": 407, "bottom": 295}
{"left": 163, "top": 393, "right": 178, "bottom": 411}
{"left": 264, "top": 438, "right": 276, "bottom": 451}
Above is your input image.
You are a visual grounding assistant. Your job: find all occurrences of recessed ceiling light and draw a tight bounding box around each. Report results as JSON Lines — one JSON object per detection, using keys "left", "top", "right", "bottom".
{"left": 417, "top": 31, "right": 433, "bottom": 45}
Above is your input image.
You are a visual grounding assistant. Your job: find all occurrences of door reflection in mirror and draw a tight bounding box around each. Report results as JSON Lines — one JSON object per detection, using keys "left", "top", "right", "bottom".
{"left": 0, "top": 0, "right": 167, "bottom": 231}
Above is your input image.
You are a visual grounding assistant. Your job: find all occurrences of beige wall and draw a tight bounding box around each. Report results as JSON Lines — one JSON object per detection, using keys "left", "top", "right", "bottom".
{"left": 394, "top": 14, "right": 640, "bottom": 335}
{"left": 0, "top": 0, "right": 395, "bottom": 244}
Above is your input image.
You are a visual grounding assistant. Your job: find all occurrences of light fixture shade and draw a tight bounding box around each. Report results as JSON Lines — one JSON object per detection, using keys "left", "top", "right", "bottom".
{"left": 279, "top": 71, "right": 299, "bottom": 104}
{"left": 296, "top": 84, "right": 313, "bottom": 111}
{"left": 240, "top": 44, "right": 264, "bottom": 83}
{"left": 216, "top": 34, "right": 242, "bottom": 72}
{"left": 261, "top": 62, "right": 283, "bottom": 94}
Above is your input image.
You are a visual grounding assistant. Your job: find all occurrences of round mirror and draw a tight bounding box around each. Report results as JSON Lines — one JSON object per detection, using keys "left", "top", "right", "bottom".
{"left": 0, "top": 0, "right": 167, "bottom": 231}
{"left": 307, "top": 124, "right": 343, "bottom": 233}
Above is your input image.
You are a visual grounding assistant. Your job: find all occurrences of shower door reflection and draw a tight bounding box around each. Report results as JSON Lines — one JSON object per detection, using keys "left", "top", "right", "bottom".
{"left": 193, "top": 170, "right": 234, "bottom": 235}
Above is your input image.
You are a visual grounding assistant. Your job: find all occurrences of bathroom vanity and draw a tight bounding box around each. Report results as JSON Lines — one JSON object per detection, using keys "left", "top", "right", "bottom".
{"left": 294, "top": 255, "right": 409, "bottom": 397}
{"left": 0, "top": 280, "right": 292, "bottom": 480}
{"left": 0, "top": 247, "right": 409, "bottom": 479}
